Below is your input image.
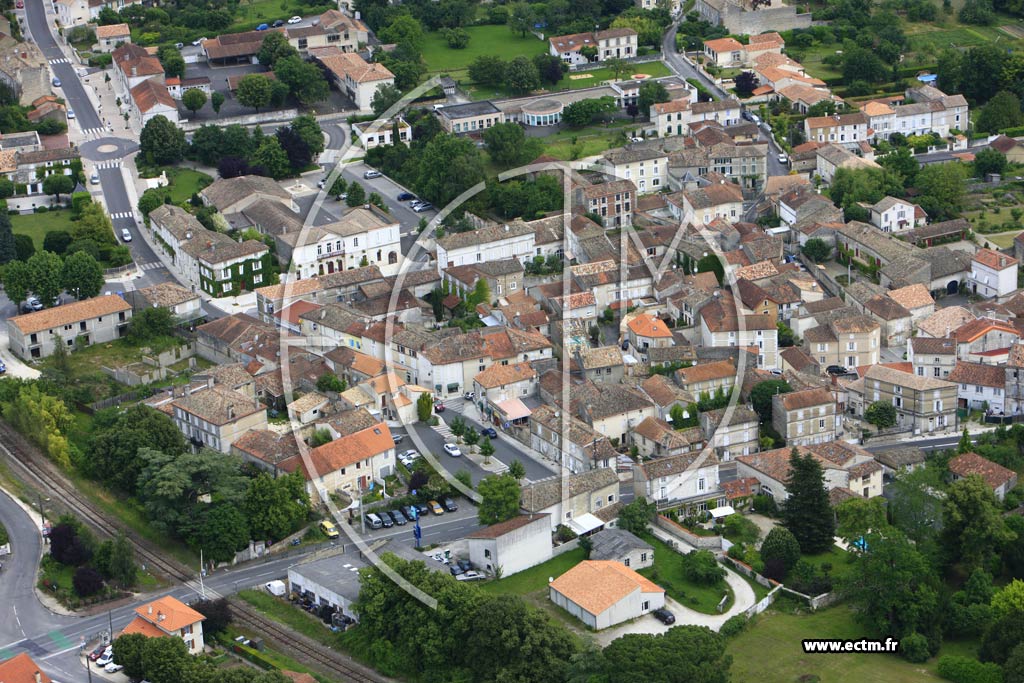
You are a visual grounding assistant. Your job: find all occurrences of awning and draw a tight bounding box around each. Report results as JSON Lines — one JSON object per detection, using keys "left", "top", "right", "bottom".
{"left": 709, "top": 505, "right": 736, "bottom": 519}
{"left": 495, "top": 398, "right": 531, "bottom": 421}
{"left": 567, "top": 513, "right": 604, "bottom": 536}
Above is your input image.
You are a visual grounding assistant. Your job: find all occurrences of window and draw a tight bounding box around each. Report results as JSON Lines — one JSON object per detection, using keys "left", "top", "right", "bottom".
{"left": 624, "top": 558, "right": 631, "bottom": 567}
{"left": 484, "top": 549, "right": 491, "bottom": 559}
{"left": 642, "top": 600, "right": 649, "bottom": 611}
{"left": 819, "top": 419, "right": 825, "bottom": 429}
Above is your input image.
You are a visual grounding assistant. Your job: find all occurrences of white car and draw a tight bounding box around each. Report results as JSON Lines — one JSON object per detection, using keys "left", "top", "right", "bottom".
{"left": 121, "top": 228, "right": 132, "bottom": 242}
{"left": 105, "top": 663, "right": 124, "bottom": 673}
{"left": 96, "top": 652, "right": 114, "bottom": 667}
{"left": 778, "top": 153, "right": 789, "bottom": 164}
{"left": 192, "top": 37, "right": 208, "bottom": 46}
{"left": 287, "top": 15, "right": 302, "bottom": 23}
{"left": 66, "top": 109, "right": 75, "bottom": 119}
{"left": 456, "top": 570, "right": 485, "bottom": 581}
{"left": 400, "top": 449, "right": 420, "bottom": 461}
{"left": 443, "top": 443, "right": 462, "bottom": 457}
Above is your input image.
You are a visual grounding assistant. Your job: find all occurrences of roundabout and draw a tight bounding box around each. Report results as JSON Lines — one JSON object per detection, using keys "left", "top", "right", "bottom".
{"left": 78, "top": 136, "right": 139, "bottom": 162}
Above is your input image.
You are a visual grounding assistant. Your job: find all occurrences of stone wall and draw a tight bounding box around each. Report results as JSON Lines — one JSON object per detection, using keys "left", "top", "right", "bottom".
{"left": 654, "top": 514, "right": 723, "bottom": 550}
{"left": 722, "top": 5, "right": 811, "bottom": 33}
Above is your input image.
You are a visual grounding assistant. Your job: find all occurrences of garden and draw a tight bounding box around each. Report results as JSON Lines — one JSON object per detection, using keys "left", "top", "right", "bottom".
{"left": 637, "top": 534, "right": 735, "bottom": 614}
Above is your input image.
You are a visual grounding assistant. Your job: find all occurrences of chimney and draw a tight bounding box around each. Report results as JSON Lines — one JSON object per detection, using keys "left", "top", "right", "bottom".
{"left": 148, "top": 605, "right": 153, "bottom": 615}
{"left": 227, "top": 405, "right": 235, "bottom": 420}
{"left": 185, "top": 230, "right": 192, "bottom": 240}
{"left": 34, "top": 673, "right": 41, "bottom": 683}
{"left": 132, "top": 65, "right": 137, "bottom": 77}
{"left": 157, "top": 611, "right": 165, "bottom": 622}
{"left": 504, "top": 224, "right": 509, "bottom": 232}
{"left": 320, "top": 309, "right": 326, "bottom": 319}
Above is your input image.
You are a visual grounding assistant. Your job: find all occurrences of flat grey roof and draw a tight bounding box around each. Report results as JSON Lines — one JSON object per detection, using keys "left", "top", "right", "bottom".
{"left": 289, "top": 540, "right": 446, "bottom": 598}
{"left": 438, "top": 101, "right": 501, "bottom": 120}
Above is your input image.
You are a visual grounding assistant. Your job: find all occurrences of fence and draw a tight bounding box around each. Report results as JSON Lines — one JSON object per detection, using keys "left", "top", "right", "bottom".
{"left": 654, "top": 514, "right": 722, "bottom": 550}
{"left": 85, "top": 388, "right": 151, "bottom": 413}
{"left": 568, "top": 53, "right": 664, "bottom": 73}
{"left": 101, "top": 342, "right": 197, "bottom": 386}
{"left": 779, "top": 586, "right": 839, "bottom": 610}
{"left": 103, "top": 263, "right": 135, "bottom": 278}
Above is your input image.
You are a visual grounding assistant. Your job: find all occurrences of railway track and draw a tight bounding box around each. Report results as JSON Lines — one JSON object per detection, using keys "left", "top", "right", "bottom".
{"left": 0, "top": 421, "right": 388, "bottom": 683}
{"left": 228, "top": 599, "right": 388, "bottom": 683}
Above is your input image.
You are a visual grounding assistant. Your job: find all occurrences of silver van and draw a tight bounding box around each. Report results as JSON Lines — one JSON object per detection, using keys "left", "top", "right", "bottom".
{"left": 365, "top": 513, "right": 383, "bottom": 529}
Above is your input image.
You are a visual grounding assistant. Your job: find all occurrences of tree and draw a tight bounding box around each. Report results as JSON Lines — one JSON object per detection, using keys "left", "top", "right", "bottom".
{"left": 182, "top": 88, "right": 207, "bottom": 115}
{"left": 842, "top": 47, "right": 889, "bottom": 84}
{"left": 274, "top": 56, "right": 330, "bottom": 105}
{"left": 783, "top": 448, "right": 835, "bottom": 553}
{"left": 192, "top": 598, "right": 232, "bottom": 637}
{"left": 1, "top": 260, "right": 31, "bottom": 310}
{"left": 107, "top": 531, "right": 136, "bottom": 588}
{"left": 463, "top": 428, "right": 480, "bottom": 449}
{"left": 829, "top": 166, "right": 904, "bottom": 211}
{"left": 378, "top": 14, "right": 425, "bottom": 52}
{"left": 127, "top": 307, "right": 175, "bottom": 344}
{"left": 0, "top": 210, "right": 15, "bottom": 264}
{"left": 734, "top": 71, "right": 759, "bottom": 98}
{"left": 443, "top": 26, "right": 470, "bottom": 48}
{"left": 839, "top": 530, "right": 941, "bottom": 640}
{"left": 864, "top": 400, "right": 897, "bottom": 428}
{"left": 140, "top": 634, "right": 190, "bottom": 683}
{"left": 276, "top": 125, "right": 313, "bottom": 172}
{"left": 316, "top": 373, "right": 345, "bottom": 393}
{"left": 508, "top": 459, "right": 526, "bottom": 480}
{"left": 244, "top": 471, "right": 310, "bottom": 541}
{"left": 982, "top": 610, "right": 1024, "bottom": 664}
{"left": 600, "top": 626, "right": 732, "bottom": 683}
{"left": 993, "top": 579, "right": 1024, "bottom": 619}
{"left": 479, "top": 436, "right": 495, "bottom": 461}
{"left": 251, "top": 137, "right": 291, "bottom": 180}
{"left": 1005, "top": 645, "right": 1024, "bottom": 683}
{"left": 750, "top": 379, "right": 792, "bottom": 424}
{"left": 534, "top": 53, "right": 565, "bottom": 86}
{"left": 504, "top": 56, "right": 540, "bottom": 95}
{"left": 483, "top": 122, "right": 538, "bottom": 167}
{"left": 139, "top": 115, "right": 186, "bottom": 165}
{"left": 760, "top": 526, "right": 801, "bottom": 574}
{"left": 211, "top": 91, "right": 225, "bottom": 114}
{"left": 619, "top": 498, "right": 657, "bottom": 536}
{"left": 88, "top": 405, "right": 187, "bottom": 492}
{"left": 43, "top": 230, "right": 72, "bottom": 255}
{"left": 468, "top": 55, "right": 506, "bottom": 87}
{"left": 507, "top": 2, "right": 534, "bottom": 37}
{"left": 13, "top": 234, "right": 34, "bottom": 262}
{"left": 800, "top": 237, "right": 830, "bottom": 262}
{"left": 158, "top": 47, "right": 185, "bottom": 79}
{"left": 477, "top": 473, "right": 520, "bottom": 525}
{"left": 975, "top": 147, "right": 1008, "bottom": 177}
{"left": 26, "top": 250, "right": 63, "bottom": 307}
{"left": 696, "top": 253, "right": 724, "bottom": 285}
{"left": 916, "top": 155, "right": 967, "bottom": 220}
{"left": 257, "top": 31, "right": 297, "bottom": 68}
{"left": 879, "top": 146, "right": 919, "bottom": 187}
{"left": 345, "top": 180, "right": 366, "bottom": 206}
{"left": 416, "top": 392, "right": 433, "bottom": 422}
{"left": 415, "top": 133, "right": 484, "bottom": 207}
{"left": 942, "top": 475, "right": 1015, "bottom": 571}
{"left": 42, "top": 173, "right": 74, "bottom": 203}
{"left": 638, "top": 80, "right": 670, "bottom": 116}
{"left": 113, "top": 634, "right": 148, "bottom": 681}
{"left": 236, "top": 74, "right": 273, "bottom": 112}
{"left": 371, "top": 83, "right": 403, "bottom": 116}
{"left": 60, "top": 250, "right": 104, "bottom": 301}
{"left": 958, "top": 427, "right": 973, "bottom": 454}
{"left": 49, "top": 521, "right": 92, "bottom": 565}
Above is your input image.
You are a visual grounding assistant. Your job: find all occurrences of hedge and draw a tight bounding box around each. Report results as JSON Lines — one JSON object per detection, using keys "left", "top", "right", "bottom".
{"left": 935, "top": 656, "right": 1003, "bottom": 683}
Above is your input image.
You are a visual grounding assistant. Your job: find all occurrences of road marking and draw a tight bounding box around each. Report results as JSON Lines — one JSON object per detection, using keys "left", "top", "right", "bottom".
{"left": 94, "top": 161, "right": 121, "bottom": 170}
{"left": 109, "top": 211, "right": 133, "bottom": 220}
{"left": 138, "top": 262, "right": 164, "bottom": 271}
{"left": 48, "top": 57, "right": 69, "bottom": 64}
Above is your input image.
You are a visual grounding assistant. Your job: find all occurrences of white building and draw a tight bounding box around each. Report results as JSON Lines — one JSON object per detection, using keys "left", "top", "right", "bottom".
{"left": 352, "top": 117, "right": 411, "bottom": 149}
{"left": 467, "top": 514, "right": 552, "bottom": 577}
{"left": 548, "top": 28, "right": 638, "bottom": 65}
{"left": 868, "top": 196, "right": 926, "bottom": 234}
{"left": 120, "top": 596, "right": 206, "bottom": 653}
{"left": 602, "top": 146, "right": 669, "bottom": 194}
{"left": 632, "top": 451, "right": 721, "bottom": 505}
{"left": 434, "top": 221, "right": 535, "bottom": 274}
{"left": 284, "top": 204, "right": 402, "bottom": 280}
{"left": 550, "top": 560, "right": 664, "bottom": 630}
{"left": 948, "top": 361, "right": 1006, "bottom": 413}
{"left": 969, "top": 248, "right": 1018, "bottom": 299}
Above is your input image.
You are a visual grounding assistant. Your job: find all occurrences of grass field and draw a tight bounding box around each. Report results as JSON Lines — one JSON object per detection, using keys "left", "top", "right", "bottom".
{"left": 226, "top": 0, "right": 333, "bottom": 33}
{"left": 164, "top": 167, "right": 213, "bottom": 204}
{"left": 983, "top": 230, "right": 1022, "bottom": 248}
{"left": 800, "top": 545, "right": 857, "bottom": 582}
{"left": 479, "top": 548, "right": 587, "bottom": 595}
{"left": 422, "top": 25, "right": 548, "bottom": 76}
{"left": 239, "top": 589, "right": 342, "bottom": 646}
{"left": 11, "top": 209, "right": 76, "bottom": 250}
{"left": 637, "top": 535, "right": 734, "bottom": 615}
{"left": 728, "top": 605, "right": 980, "bottom": 682}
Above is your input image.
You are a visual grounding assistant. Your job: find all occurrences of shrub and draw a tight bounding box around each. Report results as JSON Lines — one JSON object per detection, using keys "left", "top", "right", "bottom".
{"left": 681, "top": 550, "right": 725, "bottom": 586}
{"left": 936, "top": 655, "right": 1002, "bottom": 683}
{"left": 72, "top": 566, "right": 104, "bottom": 597}
{"left": 760, "top": 527, "right": 801, "bottom": 573}
{"left": 719, "top": 614, "right": 749, "bottom": 638}
{"left": 901, "top": 632, "right": 931, "bottom": 663}
{"left": 753, "top": 494, "right": 777, "bottom": 514}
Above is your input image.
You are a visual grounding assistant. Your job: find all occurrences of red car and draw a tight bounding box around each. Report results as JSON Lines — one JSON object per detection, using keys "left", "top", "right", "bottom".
{"left": 15, "top": 2, "right": 23, "bottom": 8}
{"left": 89, "top": 645, "right": 110, "bottom": 662}
{"left": 434, "top": 402, "right": 445, "bottom": 413}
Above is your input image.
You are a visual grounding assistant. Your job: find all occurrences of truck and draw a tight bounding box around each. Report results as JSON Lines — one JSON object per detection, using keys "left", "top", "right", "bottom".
{"left": 264, "top": 580, "right": 287, "bottom": 597}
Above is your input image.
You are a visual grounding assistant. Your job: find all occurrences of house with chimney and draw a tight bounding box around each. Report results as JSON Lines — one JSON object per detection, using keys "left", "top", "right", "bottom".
{"left": 0, "top": 653, "right": 51, "bottom": 683}
{"left": 969, "top": 248, "right": 1018, "bottom": 299}
{"left": 548, "top": 28, "right": 638, "bottom": 65}
{"left": 949, "top": 452, "right": 1018, "bottom": 501}
{"left": 121, "top": 595, "right": 206, "bottom": 653}
{"left": 772, "top": 387, "right": 837, "bottom": 446}
{"left": 146, "top": 377, "right": 268, "bottom": 453}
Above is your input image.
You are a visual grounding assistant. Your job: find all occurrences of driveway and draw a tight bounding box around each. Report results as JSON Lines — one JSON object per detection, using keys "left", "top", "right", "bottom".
{"left": 746, "top": 513, "right": 777, "bottom": 549}
{"left": 594, "top": 566, "right": 757, "bottom": 645}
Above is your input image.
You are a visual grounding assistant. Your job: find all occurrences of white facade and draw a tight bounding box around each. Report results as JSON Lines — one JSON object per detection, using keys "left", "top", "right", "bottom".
{"left": 700, "top": 319, "right": 780, "bottom": 369}
{"left": 290, "top": 217, "right": 402, "bottom": 280}
{"left": 468, "top": 515, "right": 553, "bottom": 577}
{"left": 970, "top": 252, "right": 1018, "bottom": 299}
{"left": 435, "top": 232, "right": 535, "bottom": 273}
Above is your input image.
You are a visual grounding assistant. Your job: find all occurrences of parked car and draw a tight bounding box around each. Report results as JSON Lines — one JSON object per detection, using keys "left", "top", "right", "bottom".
{"left": 256, "top": 23, "right": 269, "bottom": 30}
{"left": 429, "top": 500, "right": 444, "bottom": 515}
{"left": 480, "top": 426, "right": 497, "bottom": 439}
{"left": 402, "top": 504, "right": 418, "bottom": 521}
{"left": 413, "top": 202, "right": 432, "bottom": 212}
{"left": 21, "top": 297, "right": 43, "bottom": 313}
{"left": 363, "top": 169, "right": 382, "bottom": 179}
{"left": 449, "top": 564, "right": 464, "bottom": 577}
{"left": 457, "top": 558, "right": 471, "bottom": 571}
{"left": 0, "top": 360, "right": 7, "bottom": 375}
{"left": 174, "top": 42, "right": 184, "bottom": 49}
{"left": 192, "top": 37, "right": 208, "bottom": 45}
{"left": 392, "top": 433, "right": 404, "bottom": 444}
{"left": 653, "top": 608, "right": 675, "bottom": 625}
{"left": 434, "top": 401, "right": 445, "bottom": 413}
{"left": 379, "top": 513, "right": 394, "bottom": 528}
{"left": 393, "top": 508, "right": 410, "bottom": 523}
{"left": 121, "top": 228, "right": 132, "bottom": 242}
{"left": 52, "top": 77, "right": 61, "bottom": 87}
{"left": 364, "top": 512, "right": 383, "bottom": 529}
{"left": 319, "top": 520, "right": 339, "bottom": 538}
{"left": 89, "top": 645, "right": 109, "bottom": 662}
{"left": 66, "top": 109, "right": 75, "bottom": 119}
{"left": 456, "top": 570, "right": 484, "bottom": 581}
{"left": 397, "top": 192, "right": 415, "bottom": 201}
{"left": 826, "top": 365, "right": 847, "bottom": 376}
{"left": 443, "top": 497, "right": 458, "bottom": 512}
{"left": 90, "top": 173, "right": 100, "bottom": 185}
{"left": 96, "top": 652, "right": 114, "bottom": 667}
{"left": 105, "top": 663, "right": 124, "bottom": 674}
{"left": 778, "top": 153, "right": 789, "bottom": 164}
{"left": 414, "top": 502, "right": 430, "bottom": 517}
{"left": 463, "top": 391, "right": 475, "bottom": 400}
{"left": 272, "top": 19, "right": 285, "bottom": 27}
{"left": 386, "top": 510, "right": 405, "bottom": 526}
{"left": 288, "top": 15, "right": 303, "bottom": 23}
{"left": 443, "top": 443, "right": 461, "bottom": 457}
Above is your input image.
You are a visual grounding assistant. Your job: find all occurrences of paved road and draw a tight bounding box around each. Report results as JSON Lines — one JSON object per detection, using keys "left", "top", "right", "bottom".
{"left": 862, "top": 432, "right": 973, "bottom": 453}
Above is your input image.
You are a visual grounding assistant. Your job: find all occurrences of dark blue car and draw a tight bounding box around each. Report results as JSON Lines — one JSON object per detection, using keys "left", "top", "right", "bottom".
{"left": 480, "top": 426, "right": 497, "bottom": 439}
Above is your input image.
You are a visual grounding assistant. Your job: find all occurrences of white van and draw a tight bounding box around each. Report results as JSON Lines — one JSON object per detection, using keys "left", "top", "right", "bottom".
{"left": 365, "top": 512, "right": 383, "bottom": 529}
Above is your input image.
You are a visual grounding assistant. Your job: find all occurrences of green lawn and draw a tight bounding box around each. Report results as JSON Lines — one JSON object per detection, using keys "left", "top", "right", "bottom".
{"left": 164, "top": 167, "right": 213, "bottom": 204}
{"left": 239, "top": 589, "right": 342, "bottom": 646}
{"left": 422, "top": 25, "right": 548, "bottom": 76}
{"left": 984, "top": 230, "right": 1022, "bottom": 248}
{"left": 800, "top": 545, "right": 857, "bottom": 582}
{"left": 11, "top": 209, "right": 77, "bottom": 250}
{"left": 637, "top": 535, "right": 734, "bottom": 615}
{"left": 728, "top": 605, "right": 977, "bottom": 682}
{"left": 479, "top": 548, "right": 587, "bottom": 595}
{"left": 554, "top": 61, "right": 673, "bottom": 91}
{"left": 220, "top": 627, "right": 332, "bottom": 683}
{"left": 226, "top": 0, "right": 333, "bottom": 33}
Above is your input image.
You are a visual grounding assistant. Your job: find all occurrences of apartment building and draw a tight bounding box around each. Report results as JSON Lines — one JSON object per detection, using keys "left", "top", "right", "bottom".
{"left": 436, "top": 101, "right": 506, "bottom": 134}
{"left": 868, "top": 196, "right": 926, "bottom": 234}
{"left": 855, "top": 365, "right": 957, "bottom": 434}
{"left": 908, "top": 336, "right": 957, "bottom": 380}
{"left": 949, "top": 361, "right": 1006, "bottom": 413}
{"left": 699, "top": 299, "right": 779, "bottom": 369}
{"left": 803, "top": 113, "right": 869, "bottom": 150}
{"left": 803, "top": 315, "right": 880, "bottom": 369}
{"left": 548, "top": 28, "right": 638, "bottom": 65}
{"left": 574, "top": 179, "right": 636, "bottom": 227}
{"left": 772, "top": 387, "right": 837, "bottom": 446}
{"left": 315, "top": 50, "right": 394, "bottom": 111}
{"left": 969, "top": 248, "right": 1018, "bottom": 299}
{"left": 666, "top": 176, "right": 744, "bottom": 224}
{"left": 602, "top": 146, "right": 669, "bottom": 194}
{"left": 159, "top": 382, "right": 268, "bottom": 453}
{"left": 8, "top": 295, "right": 132, "bottom": 360}
{"left": 434, "top": 221, "right": 535, "bottom": 274}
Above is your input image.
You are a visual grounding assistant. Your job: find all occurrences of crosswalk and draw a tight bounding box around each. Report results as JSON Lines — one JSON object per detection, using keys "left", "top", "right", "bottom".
{"left": 48, "top": 57, "right": 70, "bottom": 65}
{"left": 138, "top": 262, "right": 164, "bottom": 271}
{"left": 94, "top": 160, "right": 121, "bottom": 170}
{"left": 433, "top": 421, "right": 454, "bottom": 441}
{"left": 109, "top": 211, "right": 134, "bottom": 220}
{"left": 81, "top": 127, "right": 107, "bottom": 138}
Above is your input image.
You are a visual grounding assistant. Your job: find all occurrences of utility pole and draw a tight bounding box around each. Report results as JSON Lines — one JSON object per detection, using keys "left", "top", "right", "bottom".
{"left": 360, "top": 487, "right": 365, "bottom": 535}
{"left": 37, "top": 492, "right": 45, "bottom": 528}
{"left": 107, "top": 609, "right": 113, "bottom": 642}
{"left": 199, "top": 549, "right": 206, "bottom": 599}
